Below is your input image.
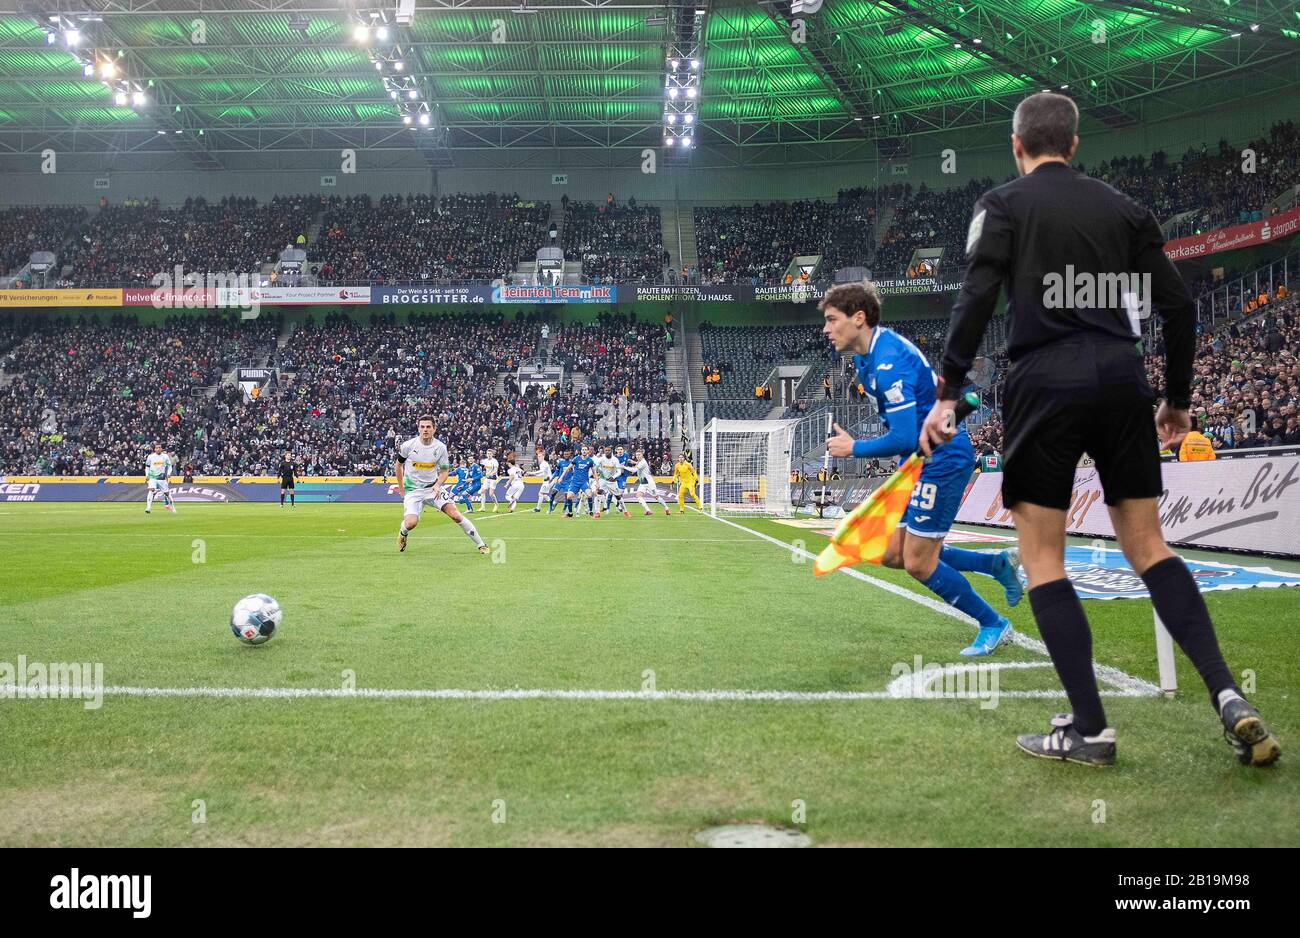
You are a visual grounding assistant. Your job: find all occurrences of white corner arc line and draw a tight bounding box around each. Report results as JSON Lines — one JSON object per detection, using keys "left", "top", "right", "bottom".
{"left": 693, "top": 508, "right": 1160, "bottom": 697}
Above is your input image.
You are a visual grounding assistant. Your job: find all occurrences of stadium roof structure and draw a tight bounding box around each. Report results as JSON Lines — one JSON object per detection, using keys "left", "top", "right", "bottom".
{"left": 0, "top": 0, "right": 1297, "bottom": 169}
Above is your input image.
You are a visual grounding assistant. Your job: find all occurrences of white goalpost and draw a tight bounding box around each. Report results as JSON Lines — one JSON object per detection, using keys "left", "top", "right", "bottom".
{"left": 700, "top": 418, "right": 800, "bottom": 517}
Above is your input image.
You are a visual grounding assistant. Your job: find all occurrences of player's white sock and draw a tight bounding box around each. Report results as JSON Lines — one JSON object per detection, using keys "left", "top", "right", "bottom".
{"left": 145, "top": 491, "right": 153, "bottom": 511}
{"left": 459, "top": 518, "right": 485, "bottom": 548}
{"left": 400, "top": 523, "right": 410, "bottom": 536}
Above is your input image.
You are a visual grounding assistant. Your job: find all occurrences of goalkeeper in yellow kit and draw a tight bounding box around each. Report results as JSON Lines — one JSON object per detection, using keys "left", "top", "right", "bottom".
{"left": 672, "top": 455, "right": 702, "bottom": 512}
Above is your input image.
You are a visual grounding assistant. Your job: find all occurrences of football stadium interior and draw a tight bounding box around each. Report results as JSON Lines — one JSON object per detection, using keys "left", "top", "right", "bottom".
{"left": 1, "top": 0, "right": 1298, "bottom": 854}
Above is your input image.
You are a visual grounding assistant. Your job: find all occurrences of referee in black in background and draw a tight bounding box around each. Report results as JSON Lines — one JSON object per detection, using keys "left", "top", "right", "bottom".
{"left": 278, "top": 452, "right": 296, "bottom": 509}
{"left": 920, "top": 92, "right": 1279, "bottom": 768}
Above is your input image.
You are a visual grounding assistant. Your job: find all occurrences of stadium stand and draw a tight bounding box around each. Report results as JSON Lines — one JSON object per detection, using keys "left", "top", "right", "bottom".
{"left": 0, "top": 312, "right": 280, "bottom": 474}
{"left": 310, "top": 193, "right": 550, "bottom": 284}
{"left": 0, "top": 206, "right": 88, "bottom": 283}
{"left": 61, "top": 196, "right": 319, "bottom": 286}
{"left": 561, "top": 199, "right": 664, "bottom": 284}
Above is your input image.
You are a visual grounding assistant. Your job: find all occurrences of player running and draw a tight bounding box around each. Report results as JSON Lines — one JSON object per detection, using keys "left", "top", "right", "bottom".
{"left": 144, "top": 443, "right": 175, "bottom": 514}
{"left": 630, "top": 447, "right": 672, "bottom": 515}
{"left": 395, "top": 416, "right": 488, "bottom": 555}
{"left": 672, "top": 454, "right": 702, "bottom": 513}
{"left": 532, "top": 448, "right": 554, "bottom": 512}
{"left": 821, "top": 282, "right": 1022, "bottom": 657}
{"left": 613, "top": 444, "right": 633, "bottom": 511}
{"left": 504, "top": 459, "right": 526, "bottom": 513}
{"left": 278, "top": 451, "right": 297, "bottom": 508}
{"left": 478, "top": 449, "right": 501, "bottom": 513}
{"left": 593, "top": 445, "right": 630, "bottom": 518}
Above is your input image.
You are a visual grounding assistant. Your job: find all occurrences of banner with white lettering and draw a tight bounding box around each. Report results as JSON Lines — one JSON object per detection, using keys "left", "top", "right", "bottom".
{"left": 956, "top": 454, "right": 1300, "bottom": 556}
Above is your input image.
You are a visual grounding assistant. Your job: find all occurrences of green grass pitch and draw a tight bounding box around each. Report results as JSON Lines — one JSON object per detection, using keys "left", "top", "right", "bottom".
{"left": 1, "top": 501, "right": 1295, "bottom": 847}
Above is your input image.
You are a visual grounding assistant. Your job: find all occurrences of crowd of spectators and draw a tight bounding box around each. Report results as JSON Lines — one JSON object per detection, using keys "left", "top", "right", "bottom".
{"left": 1096, "top": 121, "right": 1299, "bottom": 239}
{"left": 0, "top": 206, "right": 88, "bottom": 283}
{"left": 693, "top": 199, "right": 872, "bottom": 286}
{"left": 311, "top": 193, "right": 550, "bottom": 284}
{"left": 61, "top": 196, "right": 319, "bottom": 286}
{"left": 0, "top": 312, "right": 279, "bottom": 474}
{"left": 1147, "top": 293, "right": 1300, "bottom": 450}
{"left": 0, "top": 309, "right": 683, "bottom": 476}
{"left": 873, "top": 179, "right": 997, "bottom": 277}
{"left": 562, "top": 196, "right": 664, "bottom": 283}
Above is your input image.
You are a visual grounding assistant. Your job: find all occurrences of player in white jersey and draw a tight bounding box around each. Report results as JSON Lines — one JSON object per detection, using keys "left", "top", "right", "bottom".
{"left": 593, "top": 445, "right": 629, "bottom": 518}
{"left": 631, "top": 447, "right": 672, "bottom": 515}
{"left": 478, "top": 449, "right": 501, "bottom": 512}
{"left": 532, "top": 448, "right": 554, "bottom": 513}
{"left": 395, "top": 415, "right": 488, "bottom": 554}
{"left": 504, "top": 461, "right": 526, "bottom": 512}
{"left": 144, "top": 442, "right": 175, "bottom": 514}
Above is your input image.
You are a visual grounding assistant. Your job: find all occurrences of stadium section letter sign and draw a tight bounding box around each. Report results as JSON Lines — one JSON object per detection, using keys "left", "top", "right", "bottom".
{"left": 957, "top": 454, "right": 1300, "bottom": 555}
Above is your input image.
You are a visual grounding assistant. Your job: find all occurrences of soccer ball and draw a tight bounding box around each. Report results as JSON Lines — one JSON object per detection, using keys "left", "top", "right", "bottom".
{"left": 230, "top": 593, "right": 282, "bottom": 645}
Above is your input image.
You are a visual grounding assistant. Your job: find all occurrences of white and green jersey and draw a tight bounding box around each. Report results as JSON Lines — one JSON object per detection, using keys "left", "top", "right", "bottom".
{"left": 145, "top": 452, "right": 172, "bottom": 481}
{"left": 594, "top": 454, "right": 621, "bottom": 481}
{"left": 481, "top": 456, "right": 499, "bottom": 480}
{"left": 397, "top": 435, "right": 450, "bottom": 491}
{"left": 631, "top": 458, "right": 654, "bottom": 484}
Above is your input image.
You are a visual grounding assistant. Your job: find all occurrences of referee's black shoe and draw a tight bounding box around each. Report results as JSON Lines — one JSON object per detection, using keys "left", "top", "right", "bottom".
{"left": 1016, "top": 713, "right": 1116, "bottom": 767}
{"left": 1219, "top": 693, "right": 1281, "bottom": 767}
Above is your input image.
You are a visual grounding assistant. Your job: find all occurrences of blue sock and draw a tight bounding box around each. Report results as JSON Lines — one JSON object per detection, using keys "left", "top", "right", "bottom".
{"left": 922, "top": 561, "right": 1002, "bottom": 629}
{"left": 939, "top": 545, "right": 1001, "bottom": 578}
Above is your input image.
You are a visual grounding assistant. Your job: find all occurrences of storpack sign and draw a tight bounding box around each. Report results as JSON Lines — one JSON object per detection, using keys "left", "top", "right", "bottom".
{"left": 957, "top": 453, "right": 1300, "bottom": 556}
{"left": 1063, "top": 546, "right": 1300, "bottom": 600}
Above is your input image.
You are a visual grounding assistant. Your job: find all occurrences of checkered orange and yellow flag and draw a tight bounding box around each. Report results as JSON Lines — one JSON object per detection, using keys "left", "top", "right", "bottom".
{"left": 812, "top": 453, "right": 923, "bottom": 576}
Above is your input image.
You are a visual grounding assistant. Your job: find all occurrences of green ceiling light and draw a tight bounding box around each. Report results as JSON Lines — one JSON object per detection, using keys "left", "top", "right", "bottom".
{"left": 147, "top": 79, "right": 154, "bottom": 87}
{"left": 1005, "top": 32, "right": 1013, "bottom": 40}
{"left": 1050, "top": 55, "right": 1058, "bottom": 64}
{"left": 1089, "top": 78, "right": 1098, "bottom": 87}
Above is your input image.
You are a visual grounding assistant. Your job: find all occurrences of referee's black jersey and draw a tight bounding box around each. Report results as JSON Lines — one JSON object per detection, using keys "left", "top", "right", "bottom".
{"left": 939, "top": 161, "right": 1196, "bottom": 409}
{"left": 278, "top": 461, "right": 296, "bottom": 481}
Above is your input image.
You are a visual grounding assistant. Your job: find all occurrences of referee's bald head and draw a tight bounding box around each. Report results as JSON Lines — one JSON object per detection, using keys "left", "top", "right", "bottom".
{"left": 1011, "top": 92, "right": 1079, "bottom": 164}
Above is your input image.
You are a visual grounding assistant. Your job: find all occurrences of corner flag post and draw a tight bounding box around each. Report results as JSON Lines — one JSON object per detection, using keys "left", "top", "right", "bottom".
{"left": 1154, "top": 610, "right": 1178, "bottom": 697}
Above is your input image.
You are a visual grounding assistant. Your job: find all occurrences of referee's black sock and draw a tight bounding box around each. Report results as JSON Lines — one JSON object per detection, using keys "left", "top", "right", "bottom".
{"left": 1139, "top": 556, "right": 1237, "bottom": 708}
{"left": 1028, "top": 578, "right": 1107, "bottom": 736}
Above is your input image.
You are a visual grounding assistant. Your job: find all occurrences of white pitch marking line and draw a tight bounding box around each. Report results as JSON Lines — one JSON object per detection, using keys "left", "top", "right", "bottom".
{"left": 694, "top": 508, "right": 1161, "bottom": 698}
{"left": 0, "top": 684, "right": 1152, "bottom": 703}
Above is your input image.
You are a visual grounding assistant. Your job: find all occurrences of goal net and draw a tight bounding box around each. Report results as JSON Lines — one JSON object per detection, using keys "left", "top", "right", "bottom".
{"left": 699, "top": 418, "right": 800, "bottom": 517}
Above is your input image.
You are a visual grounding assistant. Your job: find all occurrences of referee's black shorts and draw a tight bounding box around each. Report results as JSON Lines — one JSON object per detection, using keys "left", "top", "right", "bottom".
{"left": 1001, "top": 333, "right": 1162, "bottom": 511}
{"left": 280, "top": 477, "right": 295, "bottom": 490}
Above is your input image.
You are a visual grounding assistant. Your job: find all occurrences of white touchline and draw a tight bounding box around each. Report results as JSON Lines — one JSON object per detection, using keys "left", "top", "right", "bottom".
{"left": 79, "top": 685, "right": 1150, "bottom": 702}
{"left": 692, "top": 508, "right": 1161, "bottom": 698}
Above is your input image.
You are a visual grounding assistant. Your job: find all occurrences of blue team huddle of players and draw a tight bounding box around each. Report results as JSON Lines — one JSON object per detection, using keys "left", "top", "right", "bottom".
{"left": 821, "top": 281, "right": 1024, "bottom": 658}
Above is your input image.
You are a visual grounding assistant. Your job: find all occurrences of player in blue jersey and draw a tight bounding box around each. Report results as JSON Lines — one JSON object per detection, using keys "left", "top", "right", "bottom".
{"left": 547, "top": 448, "right": 571, "bottom": 513}
{"left": 562, "top": 444, "right": 595, "bottom": 518}
{"left": 461, "top": 459, "right": 484, "bottom": 513}
{"left": 447, "top": 458, "right": 473, "bottom": 513}
{"left": 612, "top": 444, "right": 633, "bottom": 512}
{"left": 821, "top": 282, "right": 1024, "bottom": 657}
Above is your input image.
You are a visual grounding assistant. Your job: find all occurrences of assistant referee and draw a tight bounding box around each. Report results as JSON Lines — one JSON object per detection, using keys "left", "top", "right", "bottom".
{"left": 920, "top": 92, "right": 1278, "bottom": 768}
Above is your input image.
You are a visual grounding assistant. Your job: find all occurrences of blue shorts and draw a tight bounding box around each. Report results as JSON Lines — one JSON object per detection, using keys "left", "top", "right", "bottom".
{"left": 900, "top": 432, "right": 974, "bottom": 539}
{"left": 565, "top": 477, "right": 590, "bottom": 495}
